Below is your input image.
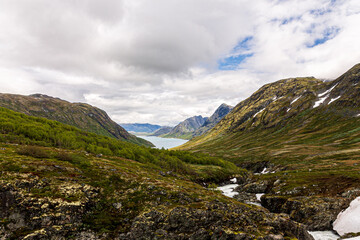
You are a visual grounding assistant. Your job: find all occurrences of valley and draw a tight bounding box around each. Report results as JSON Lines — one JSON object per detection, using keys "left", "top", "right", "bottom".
{"left": 1, "top": 64, "right": 360, "bottom": 239}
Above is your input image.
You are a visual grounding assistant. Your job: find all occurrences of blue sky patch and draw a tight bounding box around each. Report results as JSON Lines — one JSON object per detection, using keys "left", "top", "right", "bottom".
{"left": 218, "top": 36, "right": 254, "bottom": 70}
{"left": 218, "top": 53, "right": 253, "bottom": 70}
{"left": 307, "top": 26, "right": 340, "bottom": 48}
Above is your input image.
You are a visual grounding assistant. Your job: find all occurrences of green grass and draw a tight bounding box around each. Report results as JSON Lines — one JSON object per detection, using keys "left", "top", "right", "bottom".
{"left": 0, "top": 107, "right": 242, "bottom": 182}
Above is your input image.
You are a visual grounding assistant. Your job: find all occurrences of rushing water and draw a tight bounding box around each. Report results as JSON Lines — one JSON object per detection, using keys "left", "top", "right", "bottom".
{"left": 217, "top": 181, "right": 342, "bottom": 240}
{"left": 137, "top": 135, "right": 188, "bottom": 149}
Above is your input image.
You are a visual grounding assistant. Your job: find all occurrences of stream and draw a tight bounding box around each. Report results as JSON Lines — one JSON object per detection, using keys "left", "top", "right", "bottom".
{"left": 216, "top": 179, "right": 342, "bottom": 240}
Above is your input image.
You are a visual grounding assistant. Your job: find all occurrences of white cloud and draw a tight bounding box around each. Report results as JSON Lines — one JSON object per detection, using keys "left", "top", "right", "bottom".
{"left": 0, "top": 0, "right": 360, "bottom": 126}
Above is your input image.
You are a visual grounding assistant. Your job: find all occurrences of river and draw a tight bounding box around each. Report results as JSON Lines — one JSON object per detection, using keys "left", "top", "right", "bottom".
{"left": 137, "top": 135, "right": 188, "bottom": 149}
{"left": 217, "top": 180, "right": 341, "bottom": 240}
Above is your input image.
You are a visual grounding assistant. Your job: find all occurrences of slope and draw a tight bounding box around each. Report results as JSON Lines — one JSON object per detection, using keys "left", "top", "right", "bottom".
{"left": 0, "top": 107, "right": 312, "bottom": 239}
{"left": 161, "top": 115, "right": 207, "bottom": 139}
{"left": 0, "top": 93, "right": 152, "bottom": 147}
{"left": 178, "top": 64, "right": 360, "bottom": 194}
{"left": 150, "top": 126, "right": 173, "bottom": 136}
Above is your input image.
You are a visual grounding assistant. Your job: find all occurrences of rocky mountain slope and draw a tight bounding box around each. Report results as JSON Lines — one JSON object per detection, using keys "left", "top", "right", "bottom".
{"left": 0, "top": 107, "right": 312, "bottom": 239}
{"left": 150, "top": 126, "right": 173, "bottom": 136}
{"left": 193, "top": 103, "right": 233, "bottom": 137}
{"left": 0, "top": 93, "right": 152, "bottom": 147}
{"left": 178, "top": 64, "right": 360, "bottom": 234}
{"left": 161, "top": 115, "right": 207, "bottom": 139}
{"left": 179, "top": 64, "right": 360, "bottom": 161}
{"left": 119, "top": 123, "right": 161, "bottom": 133}
{"left": 160, "top": 103, "right": 233, "bottom": 140}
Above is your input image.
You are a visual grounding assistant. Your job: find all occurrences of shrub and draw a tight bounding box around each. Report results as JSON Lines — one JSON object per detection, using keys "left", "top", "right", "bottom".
{"left": 17, "top": 145, "right": 50, "bottom": 158}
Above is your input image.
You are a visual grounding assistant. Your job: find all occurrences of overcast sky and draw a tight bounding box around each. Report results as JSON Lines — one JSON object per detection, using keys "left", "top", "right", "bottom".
{"left": 1, "top": 0, "right": 360, "bottom": 126}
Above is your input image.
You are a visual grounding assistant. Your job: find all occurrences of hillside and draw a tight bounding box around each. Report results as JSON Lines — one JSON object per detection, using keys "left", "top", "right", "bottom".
{"left": 150, "top": 126, "right": 173, "bottom": 136}
{"left": 179, "top": 64, "right": 360, "bottom": 164}
{"left": 0, "top": 107, "right": 312, "bottom": 239}
{"left": 161, "top": 115, "right": 207, "bottom": 139}
{"left": 119, "top": 123, "right": 161, "bottom": 133}
{"left": 0, "top": 93, "right": 152, "bottom": 147}
{"left": 176, "top": 64, "right": 360, "bottom": 232}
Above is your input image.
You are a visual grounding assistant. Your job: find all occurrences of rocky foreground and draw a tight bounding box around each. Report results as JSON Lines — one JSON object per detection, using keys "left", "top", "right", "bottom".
{"left": 0, "top": 142, "right": 317, "bottom": 240}
{"left": 227, "top": 169, "right": 360, "bottom": 238}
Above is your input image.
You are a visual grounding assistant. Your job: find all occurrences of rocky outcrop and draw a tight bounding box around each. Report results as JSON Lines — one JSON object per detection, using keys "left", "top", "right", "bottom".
{"left": 119, "top": 202, "right": 313, "bottom": 240}
{"left": 193, "top": 103, "right": 233, "bottom": 137}
{"left": 261, "top": 195, "right": 356, "bottom": 231}
{"left": 0, "top": 173, "right": 100, "bottom": 239}
{"left": 162, "top": 115, "right": 207, "bottom": 139}
{"left": 1, "top": 172, "right": 314, "bottom": 240}
{"left": 150, "top": 126, "right": 173, "bottom": 136}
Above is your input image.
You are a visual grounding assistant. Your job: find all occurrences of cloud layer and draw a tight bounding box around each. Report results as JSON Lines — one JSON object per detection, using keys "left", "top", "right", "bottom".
{"left": 0, "top": 0, "right": 360, "bottom": 125}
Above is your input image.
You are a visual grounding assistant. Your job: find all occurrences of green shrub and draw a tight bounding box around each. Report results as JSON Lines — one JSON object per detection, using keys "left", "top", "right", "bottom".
{"left": 17, "top": 145, "right": 50, "bottom": 158}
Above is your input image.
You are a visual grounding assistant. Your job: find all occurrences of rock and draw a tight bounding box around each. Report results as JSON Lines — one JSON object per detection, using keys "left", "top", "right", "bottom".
{"left": 238, "top": 181, "right": 270, "bottom": 193}
{"left": 261, "top": 195, "right": 353, "bottom": 230}
{"left": 1, "top": 173, "right": 313, "bottom": 240}
{"left": 122, "top": 202, "right": 313, "bottom": 240}
{"left": 113, "top": 202, "right": 122, "bottom": 210}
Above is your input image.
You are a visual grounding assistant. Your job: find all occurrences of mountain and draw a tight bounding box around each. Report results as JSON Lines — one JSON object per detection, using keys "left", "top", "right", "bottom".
{"left": 180, "top": 64, "right": 360, "bottom": 156}
{"left": 119, "top": 123, "right": 162, "bottom": 133}
{"left": 177, "top": 64, "right": 360, "bottom": 231}
{"left": 150, "top": 126, "right": 173, "bottom": 136}
{"left": 193, "top": 103, "right": 233, "bottom": 137}
{"left": 0, "top": 106, "right": 311, "bottom": 239}
{"left": 0, "top": 93, "right": 153, "bottom": 147}
{"left": 159, "top": 104, "right": 233, "bottom": 140}
{"left": 161, "top": 115, "right": 207, "bottom": 139}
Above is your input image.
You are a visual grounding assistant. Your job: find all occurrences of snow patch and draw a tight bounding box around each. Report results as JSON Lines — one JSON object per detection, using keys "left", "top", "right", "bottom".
{"left": 314, "top": 96, "right": 328, "bottom": 108}
{"left": 230, "top": 178, "right": 237, "bottom": 183}
{"left": 290, "top": 96, "right": 301, "bottom": 105}
{"left": 286, "top": 108, "right": 291, "bottom": 112}
{"left": 319, "top": 84, "right": 338, "bottom": 97}
{"left": 217, "top": 184, "right": 239, "bottom": 198}
{"left": 328, "top": 96, "right": 341, "bottom": 105}
{"left": 261, "top": 167, "right": 269, "bottom": 174}
{"left": 344, "top": 237, "right": 360, "bottom": 240}
{"left": 256, "top": 193, "right": 265, "bottom": 201}
{"left": 333, "top": 196, "right": 360, "bottom": 236}
{"left": 245, "top": 201, "right": 262, "bottom": 207}
{"left": 308, "top": 231, "right": 339, "bottom": 240}
{"left": 253, "top": 108, "right": 265, "bottom": 118}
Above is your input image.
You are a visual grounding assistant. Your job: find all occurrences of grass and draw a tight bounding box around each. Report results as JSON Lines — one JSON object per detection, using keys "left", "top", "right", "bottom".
{"left": 0, "top": 142, "right": 243, "bottom": 236}
{"left": 179, "top": 98, "right": 360, "bottom": 196}
{"left": 0, "top": 107, "right": 242, "bottom": 183}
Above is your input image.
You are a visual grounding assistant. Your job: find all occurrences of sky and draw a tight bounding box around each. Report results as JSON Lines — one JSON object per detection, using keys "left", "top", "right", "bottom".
{"left": 1, "top": 0, "right": 360, "bottom": 126}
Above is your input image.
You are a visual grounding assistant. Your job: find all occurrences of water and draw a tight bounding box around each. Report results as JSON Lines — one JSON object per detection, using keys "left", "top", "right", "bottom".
{"left": 217, "top": 184, "right": 239, "bottom": 198}
{"left": 217, "top": 182, "right": 342, "bottom": 240}
{"left": 137, "top": 135, "right": 188, "bottom": 149}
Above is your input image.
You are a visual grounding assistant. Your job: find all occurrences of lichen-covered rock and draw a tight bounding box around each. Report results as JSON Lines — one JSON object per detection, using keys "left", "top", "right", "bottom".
{"left": 119, "top": 202, "right": 313, "bottom": 240}
{"left": 1, "top": 172, "right": 314, "bottom": 240}
{"left": 261, "top": 195, "right": 353, "bottom": 230}
{"left": 0, "top": 173, "right": 100, "bottom": 238}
